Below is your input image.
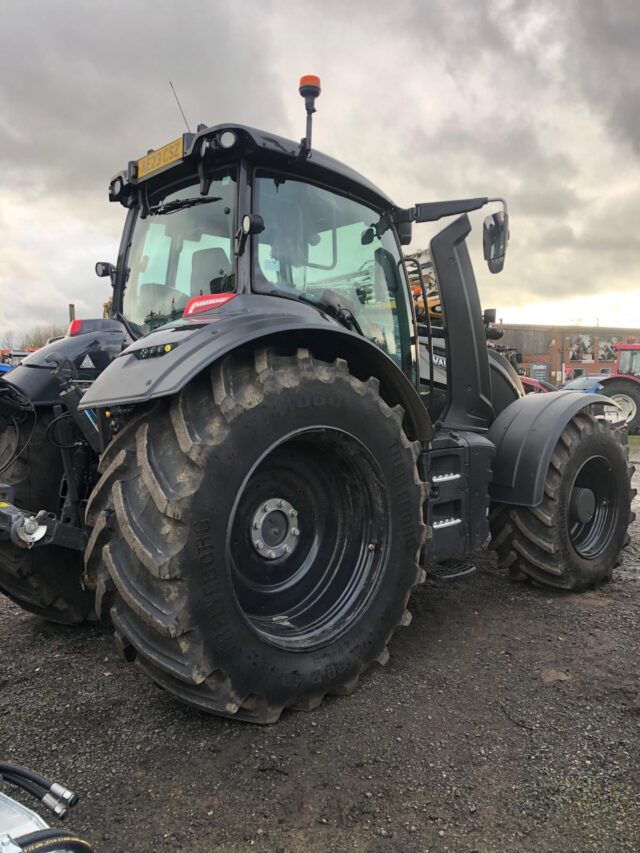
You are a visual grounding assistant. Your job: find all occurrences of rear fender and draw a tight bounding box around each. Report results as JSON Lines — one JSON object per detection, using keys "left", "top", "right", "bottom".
{"left": 79, "top": 297, "right": 433, "bottom": 442}
{"left": 599, "top": 373, "right": 640, "bottom": 387}
{"left": 489, "top": 391, "right": 617, "bottom": 506}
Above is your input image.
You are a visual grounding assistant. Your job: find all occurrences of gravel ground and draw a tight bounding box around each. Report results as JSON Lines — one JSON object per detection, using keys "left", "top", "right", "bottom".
{"left": 1, "top": 449, "right": 639, "bottom": 852}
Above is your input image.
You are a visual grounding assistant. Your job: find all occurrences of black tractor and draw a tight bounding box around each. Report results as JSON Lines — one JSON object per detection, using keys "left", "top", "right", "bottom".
{"left": 0, "top": 77, "right": 634, "bottom": 722}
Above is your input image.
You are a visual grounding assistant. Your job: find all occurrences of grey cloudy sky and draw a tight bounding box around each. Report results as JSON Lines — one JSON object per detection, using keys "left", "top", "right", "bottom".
{"left": 0, "top": 0, "right": 638, "bottom": 339}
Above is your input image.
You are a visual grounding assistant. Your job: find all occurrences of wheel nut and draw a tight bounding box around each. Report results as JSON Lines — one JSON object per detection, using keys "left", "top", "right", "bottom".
{"left": 268, "top": 550, "right": 276, "bottom": 559}
{"left": 368, "top": 542, "right": 376, "bottom": 551}
{"left": 289, "top": 509, "right": 298, "bottom": 518}
{"left": 253, "top": 522, "right": 260, "bottom": 529}
{"left": 256, "top": 541, "right": 263, "bottom": 550}
{"left": 278, "top": 499, "right": 284, "bottom": 507}
{"left": 263, "top": 504, "right": 270, "bottom": 512}
{"left": 292, "top": 528, "right": 300, "bottom": 537}
{"left": 283, "top": 545, "right": 290, "bottom": 554}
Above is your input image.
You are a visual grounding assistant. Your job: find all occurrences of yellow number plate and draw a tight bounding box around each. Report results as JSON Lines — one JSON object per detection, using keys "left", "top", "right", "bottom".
{"left": 137, "top": 137, "right": 184, "bottom": 179}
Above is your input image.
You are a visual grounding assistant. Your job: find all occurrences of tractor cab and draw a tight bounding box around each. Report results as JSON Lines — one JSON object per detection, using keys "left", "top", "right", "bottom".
{"left": 108, "top": 147, "right": 415, "bottom": 382}
{"left": 99, "top": 76, "right": 509, "bottom": 435}
{"left": 616, "top": 343, "right": 640, "bottom": 376}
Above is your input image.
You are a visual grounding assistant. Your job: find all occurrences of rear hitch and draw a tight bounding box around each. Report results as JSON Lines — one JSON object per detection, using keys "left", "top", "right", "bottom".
{"left": 0, "top": 485, "right": 87, "bottom": 552}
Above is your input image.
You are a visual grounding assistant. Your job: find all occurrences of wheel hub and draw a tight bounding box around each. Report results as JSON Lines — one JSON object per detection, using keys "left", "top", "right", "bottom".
{"left": 611, "top": 393, "right": 637, "bottom": 424}
{"left": 569, "top": 486, "right": 596, "bottom": 524}
{"left": 567, "top": 454, "right": 618, "bottom": 559}
{"left": 250, "top": 498, "right": 300, "bottom": 560}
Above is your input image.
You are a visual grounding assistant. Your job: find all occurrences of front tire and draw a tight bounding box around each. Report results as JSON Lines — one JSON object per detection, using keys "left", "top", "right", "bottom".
{"left": 0, "top": 408, "right": 94, "bottom": 624}
{"left": 490, "top": 412, "right": 634, "bottom": 591}
{"left": 85, "top": 349, "right": 427, "bottom": 722}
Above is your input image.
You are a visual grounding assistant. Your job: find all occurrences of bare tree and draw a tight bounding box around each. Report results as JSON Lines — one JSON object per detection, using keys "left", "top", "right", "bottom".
{"left": 18, "top": 324, "right": 68, "bottom": 350}
{"left": 0, "top": 329, "right": 16, "bottom": 350}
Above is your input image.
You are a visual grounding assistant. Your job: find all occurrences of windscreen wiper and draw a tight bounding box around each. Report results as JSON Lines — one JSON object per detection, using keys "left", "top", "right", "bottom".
{"left": 147, "top": 196, "right": 222, "bottom": 216}
{"left": 314, "top": 290, "right": 365, "bottom": 336}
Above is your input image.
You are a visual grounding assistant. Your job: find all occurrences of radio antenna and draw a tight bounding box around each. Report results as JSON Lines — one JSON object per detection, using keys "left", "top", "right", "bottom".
{"left": 169, "top": 80, "right": 191, "bottom": 133}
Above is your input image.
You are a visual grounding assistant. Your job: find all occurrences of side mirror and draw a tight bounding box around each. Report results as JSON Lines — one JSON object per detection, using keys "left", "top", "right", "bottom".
{"left": 95, "top": 261, "right": 115, "bottom": 279}
{"left": 515, "top": 350, "right": 523, "bottom": 364}
{"left": 483, "top": 308, "right": 497, "bottom": 325}
{"left": 483, "top": 211, "right": 509, "bottom": 274}
{"left": 396, "top": 220, "right": 412, "bottom": 246}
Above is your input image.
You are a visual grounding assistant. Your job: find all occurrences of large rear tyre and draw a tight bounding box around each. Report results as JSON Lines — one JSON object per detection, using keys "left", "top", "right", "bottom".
{"left": 85, "top": 348, "right": 427, "bottom": 722}
{"left": 601, "top": 379, "right": 640, "bottom": 434}
{"left": 490, "top": 412, "right": 635, "bottom": 591}
{"left": 0, "top": 409, "right": 94, "bottom": 624}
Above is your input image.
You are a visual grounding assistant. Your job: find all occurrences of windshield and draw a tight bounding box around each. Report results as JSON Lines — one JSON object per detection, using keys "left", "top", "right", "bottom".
{"left": 619, "top": 349, "right": 640, "bottom": 376}
{"left": 122, "top": 169, "right": 237, "bottom": 333}
{"left": 253, "top": 172, "right": 414, "bottom": 376}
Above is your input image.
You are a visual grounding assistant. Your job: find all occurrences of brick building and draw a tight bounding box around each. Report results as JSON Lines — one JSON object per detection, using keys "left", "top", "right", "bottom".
{"left": 497, "top": 324, "right": 640, "bottom": 384}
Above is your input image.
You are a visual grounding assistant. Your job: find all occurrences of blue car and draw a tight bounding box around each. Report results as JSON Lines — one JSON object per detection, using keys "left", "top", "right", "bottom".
{"left": 560, "top": 376, "right": 603, "bottom": 394}
{"left": 0, "top": 363, "right": 11, "bottom": 374}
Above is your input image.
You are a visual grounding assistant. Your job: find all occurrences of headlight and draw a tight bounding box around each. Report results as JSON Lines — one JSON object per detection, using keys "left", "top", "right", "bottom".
{"left": 218, "top": 130, "right": 237, "bottom": 149}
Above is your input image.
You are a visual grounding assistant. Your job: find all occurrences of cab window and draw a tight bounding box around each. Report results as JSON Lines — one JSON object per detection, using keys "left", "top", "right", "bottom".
{"left": 253, "top": 172, "right": 413, "bottom": 376}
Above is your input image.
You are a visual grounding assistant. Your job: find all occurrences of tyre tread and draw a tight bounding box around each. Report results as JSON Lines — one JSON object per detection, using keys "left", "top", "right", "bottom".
{"left": 86, "top": 349, "right": 427, "bottom": 722}
{"left": 490, "top": 413, "right": 633, "bottom": 591}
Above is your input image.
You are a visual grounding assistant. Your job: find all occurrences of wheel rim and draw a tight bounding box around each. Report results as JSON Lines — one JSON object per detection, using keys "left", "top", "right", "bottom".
{"left": 610, "top": 393, "right": 637, "bottom": 424}
{"left": 227, "top": 428, "right": 390, "bottom": 651}
{"left": 567, "top": 455, "right": 618, "bottom": 559}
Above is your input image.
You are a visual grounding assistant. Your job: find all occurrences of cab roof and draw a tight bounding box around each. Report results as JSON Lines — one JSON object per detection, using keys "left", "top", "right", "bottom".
{"left": 111, "top": 123, "right": 397, "bottom": 212}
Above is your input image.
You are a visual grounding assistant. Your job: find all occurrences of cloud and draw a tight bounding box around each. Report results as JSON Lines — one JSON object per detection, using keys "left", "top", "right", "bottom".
{"left": 0, "top": 1, "right": 286, "bottom": 199}
{"left": 0, "top": 0, "right": 639, "bottom": 338}
{"left": 569, "top": 0, "right": 640, "bottom": 154}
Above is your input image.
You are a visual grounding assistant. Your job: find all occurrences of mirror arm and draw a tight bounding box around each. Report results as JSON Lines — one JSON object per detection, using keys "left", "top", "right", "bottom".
{"left": 394, "top": 197, "right": 490, "bottom": 224}
{"left": 487, "top": 197, "right": 509, "bottom": 217}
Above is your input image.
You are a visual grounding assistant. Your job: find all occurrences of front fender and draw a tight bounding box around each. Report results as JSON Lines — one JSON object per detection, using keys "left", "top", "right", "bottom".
{"left": 79, "top": 296, "right": 433, "bottom": 442}
{"left": 5, "top": 327, "right": 129, "bottom": 406}
{"left": 489, "top": 391, "right": 617, "bottom": 506}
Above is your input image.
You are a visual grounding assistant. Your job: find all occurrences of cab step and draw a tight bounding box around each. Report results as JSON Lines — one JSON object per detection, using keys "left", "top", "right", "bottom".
{"left": 428, "top": 559, "right": 477, "bottom": 582}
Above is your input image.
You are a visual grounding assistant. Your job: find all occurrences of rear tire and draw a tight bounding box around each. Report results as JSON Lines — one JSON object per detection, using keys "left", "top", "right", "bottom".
{"left": 601, "top": 379, "right": 640, "bottom": 434}
{"left": 490, "top": 412, "right": 634, "bottom": 591}
{"left": 0, "top": 409, "right": 94, "bottom": 624}
{"left": 85, "top": 348, "right": 427, "bottom": 722}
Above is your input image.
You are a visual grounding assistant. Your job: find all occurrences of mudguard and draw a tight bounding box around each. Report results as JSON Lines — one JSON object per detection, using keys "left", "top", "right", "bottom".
{"left": 599, "top": 373, "right": 640, "bottom": 388}
{"left": 487, "top": 348, "right": 525, "bottom": 415}
{"left": 489, "top": 391, "right": 616, "bottom": 506}
{"left": 79, "top": 295, "right": 434, "bottom": 442}
{"left": 419, "top": 343, "right": 524, "bottom": 414}
{"left": 5, "top": 326, "right": 130, "bottom": 406}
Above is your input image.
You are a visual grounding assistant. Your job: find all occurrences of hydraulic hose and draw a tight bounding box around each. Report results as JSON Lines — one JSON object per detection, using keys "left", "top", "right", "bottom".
{"left": 15, "top": 828, "right": 95, "bottom": 852}
{"left": 2, "top": 773, "right": 45, "bottom": 800}
{"left": 1, "top": 773, "right": 68, "bottom": 820}
{"left": 0, "top": 761, "right": 92, "bottom": 851}
{"left": 0, "top": 762, "right": 78, "bottom": 805}
{"left": 0, "top": 762, "right": 52, "bottom": 790}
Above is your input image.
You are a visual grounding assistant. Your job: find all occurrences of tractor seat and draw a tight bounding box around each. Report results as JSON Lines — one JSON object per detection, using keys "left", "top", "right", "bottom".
{"left": 190, "top": 248, "right": 232, "bottom": 296}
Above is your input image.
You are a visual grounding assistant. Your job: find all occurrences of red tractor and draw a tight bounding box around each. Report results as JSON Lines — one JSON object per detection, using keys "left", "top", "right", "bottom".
{"left": 600, "top": 343, "right": 640, "bottom": 433}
